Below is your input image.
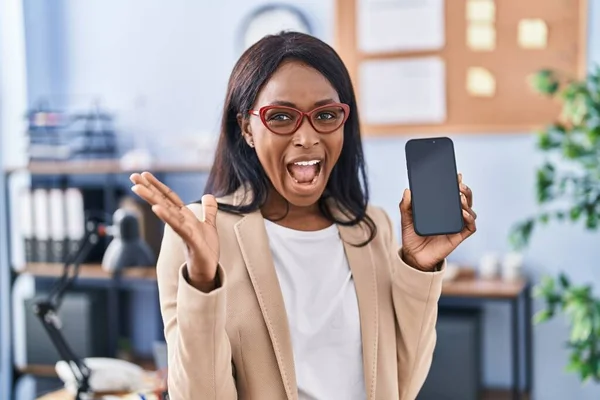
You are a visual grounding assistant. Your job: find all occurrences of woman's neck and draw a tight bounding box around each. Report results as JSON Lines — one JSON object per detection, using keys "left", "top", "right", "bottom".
{"left": 261, "top": 190, "right": 332, "bottom": 231}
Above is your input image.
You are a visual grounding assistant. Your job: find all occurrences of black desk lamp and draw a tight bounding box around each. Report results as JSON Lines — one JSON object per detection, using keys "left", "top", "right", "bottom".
{"left": 32, "top": 208, "right": 156, "bottom": 400}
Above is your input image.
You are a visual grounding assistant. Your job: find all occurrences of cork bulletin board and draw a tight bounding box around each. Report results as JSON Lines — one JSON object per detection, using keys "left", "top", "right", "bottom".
{"left": 334, "top": 0, "right": 588, "bottom": 136}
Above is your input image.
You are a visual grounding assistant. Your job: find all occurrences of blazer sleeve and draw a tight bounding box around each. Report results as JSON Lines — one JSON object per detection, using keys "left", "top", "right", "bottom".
{"left": 379, "top": 208, "right": 445, "bottom": 400}
{"left": 156, "top": 206, "right": 237, "bottom": 400}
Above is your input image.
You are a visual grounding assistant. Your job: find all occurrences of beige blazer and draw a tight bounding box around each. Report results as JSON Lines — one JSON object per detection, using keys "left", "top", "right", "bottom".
{"left": 156, "top": 189, "right": 445, "bottom": 400}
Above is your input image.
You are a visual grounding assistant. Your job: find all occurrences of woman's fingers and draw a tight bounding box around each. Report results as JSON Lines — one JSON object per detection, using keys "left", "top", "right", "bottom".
{"left": 459, "top": 181, "right": 473, "bottom": 208}
{"left": 461, "top": 209, "right": 477, "bottom": 239}
{"left": 130, "top": 180, "right": 162, "bottom": 206}
{"left": 133, "top": 174, "right": 202, "bottom": 239}
{"left": 151, "top": 204, "right": 195, "bottom": 243}
{"left": 141, "top": 171, "right": 184, "bottom": 207}
{"left": 201, "top": 194, "right": 218, "bottom": 228}
{"left": 457, "top": 174, "right": 477, "bottom": 239}
{"left": 458, "top": 173, "right": 474, "bottom": 208}
{"left": 130, "top": 173, "right": 175, "bottom": 210}
{"left": 460, "top": 192, "right": 477, "bottom": 220}
{"left": 131, "top": 182, "right": 195, "bottom": 239}
{"left": 131, "top": 172, "right": 200, "bottom": 224}
{"left": 399, "top": 189, "right": 414, "bottom": 230}
{"left": 139, "top": 171, "right": 200, "bottom": 221}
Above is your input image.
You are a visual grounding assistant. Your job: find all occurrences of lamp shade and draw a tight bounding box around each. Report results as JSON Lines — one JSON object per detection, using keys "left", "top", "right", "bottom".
{"left": 101, "top": 209, "right": 155, "bottom": 273}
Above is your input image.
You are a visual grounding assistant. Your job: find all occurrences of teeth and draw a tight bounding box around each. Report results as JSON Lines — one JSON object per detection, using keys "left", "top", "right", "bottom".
{"left": 292, "top": 175, "right": 319, "bottom": 184}
{"left": 292, "top": 176, "right": 319, "bottom": 184}
{"left": 293, "top": 160, "right": 320, "bottom": 166}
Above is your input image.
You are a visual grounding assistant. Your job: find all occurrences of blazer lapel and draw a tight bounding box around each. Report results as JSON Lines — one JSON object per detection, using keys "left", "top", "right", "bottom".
{"left": 233, "top": 211, "right": 298, "bottom": 399}
{"left": 337, "top": 217, "right": 379, "bottom": 400}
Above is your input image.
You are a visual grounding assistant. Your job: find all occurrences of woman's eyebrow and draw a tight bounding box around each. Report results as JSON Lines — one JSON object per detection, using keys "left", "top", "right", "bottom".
{"left": 267, "top": 98, "right": 337, "bottom": 108}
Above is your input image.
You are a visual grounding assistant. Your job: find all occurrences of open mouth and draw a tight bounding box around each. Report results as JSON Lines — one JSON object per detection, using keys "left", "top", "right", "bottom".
{"left": 286, "top": 159, "right": 322, "bottom": 185}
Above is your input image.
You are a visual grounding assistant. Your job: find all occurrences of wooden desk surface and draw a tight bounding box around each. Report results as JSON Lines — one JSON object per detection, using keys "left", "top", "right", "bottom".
{"left": 21, "top": 264, "right": 524, "bottom": 296}
{"left": 441, "top": 270, "right": 527, "bottom": 299}
{"left": 20, "top": 263, "right": 157, "bottom": 281}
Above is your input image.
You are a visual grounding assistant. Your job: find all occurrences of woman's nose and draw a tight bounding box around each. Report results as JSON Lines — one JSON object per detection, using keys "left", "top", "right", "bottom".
{"left": 293, "top": 120, "right": 320, "bottom": 148}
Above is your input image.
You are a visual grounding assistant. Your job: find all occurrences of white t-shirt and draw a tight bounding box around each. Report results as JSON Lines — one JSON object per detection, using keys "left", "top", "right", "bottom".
{"left": 263, "top": 219, "right": 366, "bottom": 400}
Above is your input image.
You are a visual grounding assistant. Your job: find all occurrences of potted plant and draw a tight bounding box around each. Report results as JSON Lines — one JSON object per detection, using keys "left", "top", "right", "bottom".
{"left": 510, "top": 66, "right": 600, "bottom": 384}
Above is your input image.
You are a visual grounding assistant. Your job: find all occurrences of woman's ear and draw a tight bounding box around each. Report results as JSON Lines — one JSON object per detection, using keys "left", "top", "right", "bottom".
{"left": 237, "top": 113, "right": 254, "bottom": 148}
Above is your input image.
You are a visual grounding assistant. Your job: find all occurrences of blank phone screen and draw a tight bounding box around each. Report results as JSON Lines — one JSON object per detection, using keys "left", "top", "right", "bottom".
{"left": 405, "top": 137, "right": 464, "bottom": 236}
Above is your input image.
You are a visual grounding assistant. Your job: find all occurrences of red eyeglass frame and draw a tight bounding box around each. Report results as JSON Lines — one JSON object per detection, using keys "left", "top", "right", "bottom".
{"left": 248, "top": 102, "right": 351, "bottom": 134}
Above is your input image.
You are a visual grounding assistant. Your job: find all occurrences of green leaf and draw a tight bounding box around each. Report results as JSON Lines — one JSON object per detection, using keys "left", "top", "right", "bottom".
{"left": 586, "top": 212, "right": 598, "bottom": 229}
{"left": 509, "top": 219, "right": 535, "bottom": 250}
{"left": 559, "top": 273, "right": 571, "bottom": 288}
{"left": 533, "top": 275, "right": 558, "bottom": 300}
{"left": 548, "top": 294, "right": 563, "bottom": 310}
{"left": 587, "top": 125, "right": 600, "bottom": 146}
{"left": 563, "top": 141, "right": 587, "bottom": 159}
{"left": 530, "top": 69, "right": 560, "bottom": 96}
{"left": 578, "top": 285, "right": 593, "bottom": 298}
{"left": 570, "top": 318, "right": 592, "bottom": 342}
{"left": 558, "top": 176, "right": 570, "bottom": 194}
{"left": 537, "top": 124, "right": 566, "bottom": 150}
{"left": 538, "top": 131, "right": 553, "bottom": 150}
{"left": 566, "top": 353, "right": 583, "bottom": 372}
{"left": 570, "top": 206, "right": 583, "bottom": 221}
{"left": 536, "top": 163, "right": 556, "bottom": 203}
{"left": 580, "top": 362, "right": 594, "bottom": 382}
{"left": 533, "top": 309, "right": 554, "bottom": 324}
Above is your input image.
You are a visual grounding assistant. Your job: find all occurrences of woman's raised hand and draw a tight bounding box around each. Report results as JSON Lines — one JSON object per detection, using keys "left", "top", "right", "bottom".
{"left": 399, "top": 173, "right": 477, "bottom": 271}
{"left": 130, "top": 172, "right": 220, "bottom": 292}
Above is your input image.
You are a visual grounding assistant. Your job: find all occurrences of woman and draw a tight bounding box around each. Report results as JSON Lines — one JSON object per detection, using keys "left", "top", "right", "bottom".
{"left": 130, "top": 32, "right": 476, "bottom": 400}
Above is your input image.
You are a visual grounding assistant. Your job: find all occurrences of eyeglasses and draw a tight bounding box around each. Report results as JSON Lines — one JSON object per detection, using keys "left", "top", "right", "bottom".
{"left": 248, "top": 103, "right": 350, "bottom": 135}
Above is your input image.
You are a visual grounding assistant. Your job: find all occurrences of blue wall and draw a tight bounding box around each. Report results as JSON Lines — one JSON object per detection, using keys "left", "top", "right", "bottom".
{"left": 21, "top": 0, "right": 600, "bottom": 398}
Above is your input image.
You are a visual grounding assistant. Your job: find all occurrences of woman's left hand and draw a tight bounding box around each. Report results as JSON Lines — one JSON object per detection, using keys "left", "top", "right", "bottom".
{"left": 400, "top": 173, "right": 477, "bottom": 271}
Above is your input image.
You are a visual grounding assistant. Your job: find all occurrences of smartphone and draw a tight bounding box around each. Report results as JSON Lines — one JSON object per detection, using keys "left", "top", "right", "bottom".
{"left": 405, "top": 137, "right": 464, "bottom": 236}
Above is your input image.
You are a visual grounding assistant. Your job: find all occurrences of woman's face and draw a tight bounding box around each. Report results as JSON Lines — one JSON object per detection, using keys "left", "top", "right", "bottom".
{"left": 239, "top": 60, "right": 346, "bottom": 208}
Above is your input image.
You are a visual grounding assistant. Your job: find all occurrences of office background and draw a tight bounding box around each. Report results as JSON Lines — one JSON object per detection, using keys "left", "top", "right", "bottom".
{"left": 1, "top": 0, "right": 599, "bottom": 399}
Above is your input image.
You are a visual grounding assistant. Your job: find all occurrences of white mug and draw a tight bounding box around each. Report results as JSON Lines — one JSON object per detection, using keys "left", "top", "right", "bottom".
{"left": 479, "top": 253, "right": 500, "bottom": 280}
{"left": 502, "top": 252, "right": 524, "bottom": 282}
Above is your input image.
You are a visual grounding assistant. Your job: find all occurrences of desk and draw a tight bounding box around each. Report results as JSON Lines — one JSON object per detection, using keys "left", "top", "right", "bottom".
{"left": 441, "top": 271, "right": 532, "bottom": 400}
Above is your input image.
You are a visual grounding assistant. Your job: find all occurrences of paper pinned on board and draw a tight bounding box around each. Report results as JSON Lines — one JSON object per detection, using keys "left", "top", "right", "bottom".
{"left": 467, "top": 23, "right": 496, "bottom": 51}
{"left": 466, "top": 0, "right": 495, "bottom": 22}
{"left": 518, "top": 19, "right": 548, "bottom": 49}
{"left": 466, "top": 67, "right": 496, "bottom": 97}
{"left": 357, "top": 0, "right": 445, "bottom": 53}
{"left": 358, "top": 57, "right": 447, "bottom": 125}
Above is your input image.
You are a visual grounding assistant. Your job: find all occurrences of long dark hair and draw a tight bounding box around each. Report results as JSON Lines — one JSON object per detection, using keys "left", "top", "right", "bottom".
{"left": 204, "top": 31, "right": 376, "bottom": 246}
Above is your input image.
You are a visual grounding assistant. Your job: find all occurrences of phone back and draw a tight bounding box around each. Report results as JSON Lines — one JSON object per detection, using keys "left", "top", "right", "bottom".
{"left": 405, "top": 137, "right": 464, "bottom": 236}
